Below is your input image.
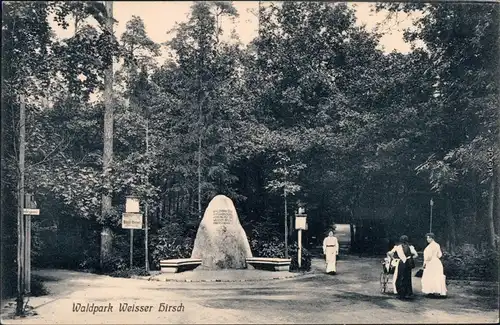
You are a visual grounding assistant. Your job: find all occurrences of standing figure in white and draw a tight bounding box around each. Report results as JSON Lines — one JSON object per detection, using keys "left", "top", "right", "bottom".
{"left": 421, "top": 233, "right": 447, "bottom": 297}
{"left": 323, "top": 230, "right": 339, "bottom": 274}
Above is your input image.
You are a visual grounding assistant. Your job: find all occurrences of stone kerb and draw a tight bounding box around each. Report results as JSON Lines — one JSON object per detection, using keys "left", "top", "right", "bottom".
{"left": 191, "top": 195, "right": 253, "bottom": 269}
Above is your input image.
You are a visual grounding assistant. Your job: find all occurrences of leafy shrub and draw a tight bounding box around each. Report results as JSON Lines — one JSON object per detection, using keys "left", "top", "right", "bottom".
{"left": 149, "top": 224, "right": 194, "bottom": 270}
{"left": 250, "top": 217, "right": 281, "bottom": 243}
{"left": 109, "top": 266, "right": 150, "bottom": 278}
{"left": 442, "top": 246, "right": 498, "bottom": 281}
{"left": 250, "top": 237, "right": 286, "bottom": 258}
{"left": 289, "top": 243, "right": 312, "bottom": 272}
{"left": 78, "top": 249, "right": 100, "bottom": 272}
{"left": 30, "top": 275, "right": 49, "bottom": 297}
{"left": 98, "top": 230, "right": 135, "bottom": 273}
{"left": 250, "top": 237, "right": 311, "bottom": 272}
{"left": 32, "top": 214, "right": 102, "bottom": 272}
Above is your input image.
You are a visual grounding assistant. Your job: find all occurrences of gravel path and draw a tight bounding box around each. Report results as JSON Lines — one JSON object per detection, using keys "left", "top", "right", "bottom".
{"left": 1, "top": 257, "right": 498, "bottom": 324}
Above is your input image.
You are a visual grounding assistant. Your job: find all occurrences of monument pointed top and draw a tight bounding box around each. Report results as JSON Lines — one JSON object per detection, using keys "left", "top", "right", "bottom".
{"left": 191, "top": 194, "right": 253, "bottom": 269}
{"left": 213, "top": 194, "right": 230, "bottom": 200}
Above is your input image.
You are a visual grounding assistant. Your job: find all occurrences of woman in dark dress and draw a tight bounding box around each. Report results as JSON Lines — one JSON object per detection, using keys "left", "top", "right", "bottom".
{"left": 387, "top": 235, "right": 419, "bottom": 299}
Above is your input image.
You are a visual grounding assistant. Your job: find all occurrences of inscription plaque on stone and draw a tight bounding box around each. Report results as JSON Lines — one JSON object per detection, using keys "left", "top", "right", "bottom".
{"left": 213, "top": 209, "right": 232, "bottom": 225}
{"left": 191, "top": 195, "right": 253, "bottom": 269}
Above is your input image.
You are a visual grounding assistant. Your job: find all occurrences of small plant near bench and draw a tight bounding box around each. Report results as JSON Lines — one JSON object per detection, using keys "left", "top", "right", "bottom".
{"left": 246, "top": 257, "right": 291, "bottom": 271}
{"left": 149, "top": 225, "right": 194, "bottom": 270}
{"left": 160, "top": 258, "right": 202, "bottom": 273}
{"left": 250, "top": 237, "right": 312, "bottom": 272}
{"left": 109, "top": 267, "right": 150, "bottom": 278}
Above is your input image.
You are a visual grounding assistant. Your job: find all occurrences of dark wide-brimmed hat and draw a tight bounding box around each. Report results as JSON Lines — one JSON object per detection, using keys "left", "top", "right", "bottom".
{"left": 399, "top": 235, "right": 409, "bottom": 243}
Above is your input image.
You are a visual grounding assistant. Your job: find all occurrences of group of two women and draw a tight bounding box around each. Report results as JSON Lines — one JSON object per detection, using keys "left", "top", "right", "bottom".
{"left": 388, "top": 233, "right": 447, "bottom": 299}
{"left": 322, "top": 231, "right": 448, "bottom": 299}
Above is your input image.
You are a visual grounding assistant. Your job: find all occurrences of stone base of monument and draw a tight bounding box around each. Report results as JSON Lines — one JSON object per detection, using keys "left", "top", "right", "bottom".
{"left": 160, "top": 258, "right": 202, "bottom": 273}
{"left": 147, "top": 269, "right": 302, "bottom": 282}
{"left": 246, "top": 257, "right": 292, "bottom": 272}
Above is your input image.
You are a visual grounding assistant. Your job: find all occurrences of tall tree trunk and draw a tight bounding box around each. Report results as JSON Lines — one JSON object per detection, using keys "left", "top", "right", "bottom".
{"left": 150, "top": 205, "right": 158, "bottom": 232}
{"left": 472, "top": 172, "right": 480, "bottom": 249}
{"left": 161, "top": 195, "right": 166, "bottom": 225}
{"left": 188, "top": 189, "right": 193, "bottom": 216}
{"left": 487, "top": 169, "right": 497, "bottom": 249}
{"left": 258, "top": 1, "right": 262, "bottom": 39}
{"left": 74, "top": 15, "right": 80, "bottom": 35}
{"left": 497, "top": 96, "right": 500, "bottom": 240}
{"left": 176, "top": 191, "right": 180, "bottom": 216}
{"left": 144, "top": 119, "right": 149, "bottom": 271}
{"left": 197, "top": 104, "right": 203, "bottom": 219}
{"left": 496, "top": 168, "right": 500, "bottom": 239}
{"left": 445, "top": 192, "right": 457, "bottom": 254}
{"left": 284, "top": 164, "right": 288, "bottom": 258}
{"left": 100, "top": 0, "right": 114, "bottom": 272}
{"left": 0, "top": 89, "right": 7, "bottom": 300}
{"left": 181, "top": 190, "right": 185, "bottom": 217}
{"left": 16, "top": 96, "right": 26, "bottom": 315}
{"left": 284, "top": 186, "right": 288, "bottom": 258}
{"left": 167, "top": 186, "right": 172, "bottom": 217}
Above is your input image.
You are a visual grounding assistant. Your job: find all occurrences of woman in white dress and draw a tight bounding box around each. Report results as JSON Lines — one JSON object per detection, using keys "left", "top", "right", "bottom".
{"left": 421, "top": 233, "right": 447, "bottom": 297}
{"left": 323, "top": 231, "right": 339, "bottom": 274}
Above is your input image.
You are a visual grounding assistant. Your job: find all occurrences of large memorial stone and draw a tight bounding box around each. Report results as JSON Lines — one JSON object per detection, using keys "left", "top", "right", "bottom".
{"left": 191, "top": 195, "right": 253, "bottom": 269}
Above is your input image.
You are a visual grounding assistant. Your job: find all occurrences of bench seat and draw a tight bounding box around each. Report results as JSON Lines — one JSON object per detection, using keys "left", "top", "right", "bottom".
{"left": 246, "top": 257, "right": 291, "bottom": 272}
{"left": 160, "top": 258, "right": 202, "bottom": 273}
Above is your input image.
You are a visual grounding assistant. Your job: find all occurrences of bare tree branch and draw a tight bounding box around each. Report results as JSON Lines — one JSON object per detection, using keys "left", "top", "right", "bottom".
{"left": 26, "top": 136, "right": 73, "bottom": 170}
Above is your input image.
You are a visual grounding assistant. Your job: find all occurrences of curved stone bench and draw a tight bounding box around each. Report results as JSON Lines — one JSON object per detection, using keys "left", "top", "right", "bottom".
{"left": 160, "top": 258, "right": 202, "bottom": 273}
{"left": 246, "top": 257, "right": 291, "bottom": 272}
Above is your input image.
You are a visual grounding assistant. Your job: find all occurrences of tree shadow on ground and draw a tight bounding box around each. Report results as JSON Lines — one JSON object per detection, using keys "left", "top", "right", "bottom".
{"left": 32, "top": 274, "right": 58, "bottom": 282}
{"left": 293, "top": 274, "right": 353, "bottom": 285}
{"left": 198, "top": 286, "right": 403, "bottom": 313}
{"left": 333, "top": 290, "right": 419, "bottom": 311}
{"left": 199, "top": 296, "right": 344, "bottom": 313}
{"left": 454, "top": 293, "right": 499, "bottom": 311}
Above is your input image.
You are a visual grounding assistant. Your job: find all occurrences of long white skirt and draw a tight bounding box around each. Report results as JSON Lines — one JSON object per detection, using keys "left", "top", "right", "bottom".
{"left": 421, "top": 258, "right": 447, "bottom": 296}
{"left": 391, "top": 259, "right": 400, "bottom": 294}
{"left": 325, "top": 249, "right": 337, "bottom": 273}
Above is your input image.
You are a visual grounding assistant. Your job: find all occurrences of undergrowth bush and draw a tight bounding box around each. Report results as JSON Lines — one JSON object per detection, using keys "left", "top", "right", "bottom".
{"left": 250, "top": 237, "right": 284, "bottom": 258}
{"left": 149, "top": 224, "right": 194, "bottom": 270}
{"left": 109, "top": 266, "right": 150, "bottom": 278}
{"left": 289, "top": 243, "right": 312, "bottom": 272}
{"left": 250, "top": 237, "right": 311, "bottom": 272}
{"left": 442, "top": 246, "right": 498, "bottom": 281}
{"left": 30, "top": 275, "right": 49, "bottom": 297}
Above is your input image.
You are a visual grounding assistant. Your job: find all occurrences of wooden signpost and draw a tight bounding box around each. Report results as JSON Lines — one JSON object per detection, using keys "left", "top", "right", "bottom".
{"left": 122, "top": 197, "right": 143, "bottom": 268}
{"left": 295, "top": 207, "right": 307, "bottom": 269}
{"left": 23, "top": 193, "right": 39, "bottom": 294}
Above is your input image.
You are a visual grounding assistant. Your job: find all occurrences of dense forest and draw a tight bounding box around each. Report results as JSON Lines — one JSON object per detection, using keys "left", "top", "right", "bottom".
{"left": 2, "top": 1, "right": 499, "bottom": 297}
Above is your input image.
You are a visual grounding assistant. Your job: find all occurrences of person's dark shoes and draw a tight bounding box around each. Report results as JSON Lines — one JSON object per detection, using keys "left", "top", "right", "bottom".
{"left": 396, "top": 294, "right": 413, "bottom": 300}
{"left": 426, "top": 293, "right": 445, "bottom": 299}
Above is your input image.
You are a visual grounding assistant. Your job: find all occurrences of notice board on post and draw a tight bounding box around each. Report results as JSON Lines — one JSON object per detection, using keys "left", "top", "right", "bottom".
{"left": 122, "top": 213, "right": 143, "bottom": 229}
{"left": 295, "top": 215, "right": 307, "bottom": 230}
